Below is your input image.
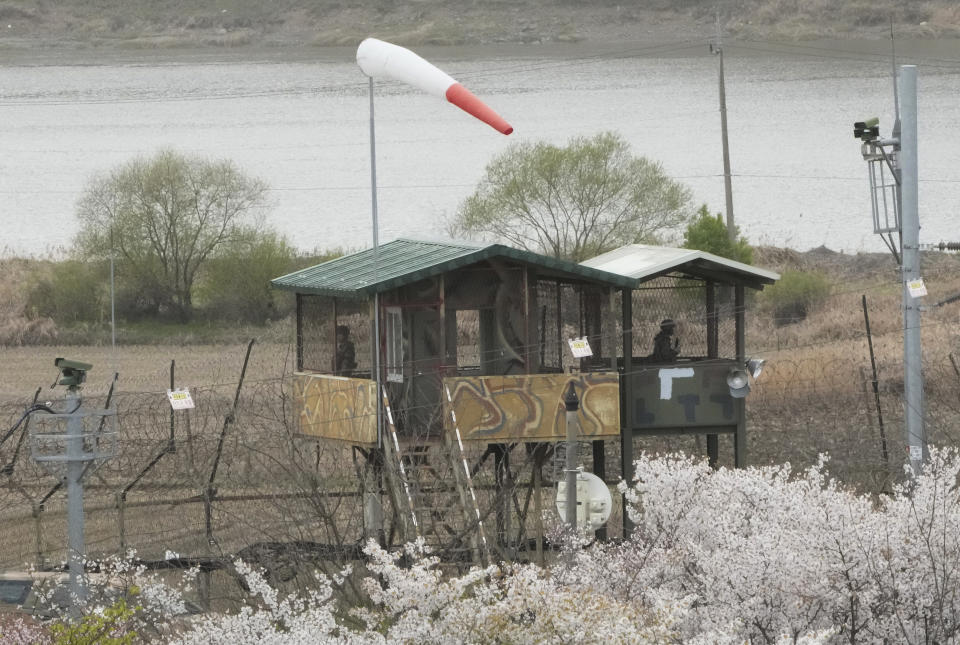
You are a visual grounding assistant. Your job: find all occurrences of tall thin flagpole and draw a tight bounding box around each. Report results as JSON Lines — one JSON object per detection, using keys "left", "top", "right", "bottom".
{"left": 109, "top": 219, "right": 116, "bottom": 372}
{"left": 368, "top": 76, "right": 382, "bottom": 450}
{"left": 357, "top": 36, "right": 511, "bottom": 450}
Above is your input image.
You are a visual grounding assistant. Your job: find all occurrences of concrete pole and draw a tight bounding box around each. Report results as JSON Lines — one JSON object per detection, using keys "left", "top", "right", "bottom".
{"left": 564, "top": 382, "right": 579, "bottom": 527}
{"left": 718, "top": 46, "right": 736, "bottom": 242}
{"left": 65, "top": 388, "right": 87, "bottom": 605}
{"left": 899, "top": 65, "right": 926, "bottom": 474}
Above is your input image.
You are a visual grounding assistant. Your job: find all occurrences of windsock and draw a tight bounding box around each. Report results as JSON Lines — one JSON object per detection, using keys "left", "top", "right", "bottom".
{"left": 357, "top": 37, "right": 513, "bottom": 135}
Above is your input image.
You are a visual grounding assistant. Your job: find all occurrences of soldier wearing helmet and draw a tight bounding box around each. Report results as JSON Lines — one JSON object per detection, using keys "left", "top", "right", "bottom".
{"left": 651, "top": 318, "right": 680, "bottom": 362}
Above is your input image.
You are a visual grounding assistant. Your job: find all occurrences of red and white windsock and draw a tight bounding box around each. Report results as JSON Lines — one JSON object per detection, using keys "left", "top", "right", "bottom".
{"left": 357, "top": 37, "right": 513, "bottom": 135}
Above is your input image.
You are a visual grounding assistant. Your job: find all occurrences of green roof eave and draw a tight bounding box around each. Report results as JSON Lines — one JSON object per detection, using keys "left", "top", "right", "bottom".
{"left": 271, "top": 238, "right": 637, "bottom": 297}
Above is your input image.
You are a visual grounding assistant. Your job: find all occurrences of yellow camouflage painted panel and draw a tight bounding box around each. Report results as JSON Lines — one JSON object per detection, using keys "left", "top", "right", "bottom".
{"left": 294, "top": 373, "right": 377, "bottom": 445}
{"left": 443, "top": 372, "right": 620, "bottom": 442}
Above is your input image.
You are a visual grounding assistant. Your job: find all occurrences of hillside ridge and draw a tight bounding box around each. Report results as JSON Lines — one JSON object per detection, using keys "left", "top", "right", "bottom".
{"left": 0, "top": 1, "right": 957, "bottom": 52}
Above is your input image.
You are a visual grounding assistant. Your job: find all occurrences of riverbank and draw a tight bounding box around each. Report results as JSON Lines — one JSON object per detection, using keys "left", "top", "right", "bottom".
{"left": 0, "top": 0, "right": 957, "bottom": 57}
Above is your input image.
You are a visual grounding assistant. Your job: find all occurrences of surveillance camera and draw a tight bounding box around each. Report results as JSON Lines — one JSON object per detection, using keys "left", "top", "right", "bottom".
{"left": 54, "top": 358, "right": 93, "bottom": 372}
{"left": 53, "top": 357, "right": 93, "bottom": 388}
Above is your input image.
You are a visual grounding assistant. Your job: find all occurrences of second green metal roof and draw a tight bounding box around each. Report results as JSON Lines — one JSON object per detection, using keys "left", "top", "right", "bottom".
{"left": 271, "top": 238, "right": 637, "bottom": 297}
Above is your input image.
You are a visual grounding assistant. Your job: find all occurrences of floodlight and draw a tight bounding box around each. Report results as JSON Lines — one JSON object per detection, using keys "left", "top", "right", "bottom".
{"left": 726, "top": 368, "right": 750, "bottom": 398}
{"left": 747, "top": 358, "right": 766, "bottom": 380}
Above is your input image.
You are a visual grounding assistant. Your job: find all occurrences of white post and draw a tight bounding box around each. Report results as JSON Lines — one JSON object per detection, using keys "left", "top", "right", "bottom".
{"left": 368, "top": 76, "right": 382, "bottom": 450}
{"left": 366, "top": 76, "right": 385, "bottom": 542}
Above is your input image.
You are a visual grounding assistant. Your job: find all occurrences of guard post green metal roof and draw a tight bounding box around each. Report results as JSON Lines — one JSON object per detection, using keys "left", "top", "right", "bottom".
{"left": 271, "top": 238, "right": 637, "bottom": 298}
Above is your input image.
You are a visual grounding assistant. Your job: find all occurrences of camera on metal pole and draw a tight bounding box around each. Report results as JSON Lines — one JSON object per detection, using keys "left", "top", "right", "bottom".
{"left": 29, "top": 358, "right": 117, "bottom": 609}
{"left": 852, "top": 65, "right": 927, "bottom": 474}
{"left": 854, "top": 116, "right": 902, "bottom": 263}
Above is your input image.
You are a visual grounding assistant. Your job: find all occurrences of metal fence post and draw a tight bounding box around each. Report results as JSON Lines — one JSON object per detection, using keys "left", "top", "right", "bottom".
{"left": 564, "top": 382, "right": 579, "bottom": 527}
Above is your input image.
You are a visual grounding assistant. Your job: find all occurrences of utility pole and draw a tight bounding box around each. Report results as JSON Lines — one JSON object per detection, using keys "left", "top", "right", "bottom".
{"left": 713, "top": 13, "right": 736, "bottom": 241}
{"left": 899, "top": 65, "right": 926, "bottom": 473}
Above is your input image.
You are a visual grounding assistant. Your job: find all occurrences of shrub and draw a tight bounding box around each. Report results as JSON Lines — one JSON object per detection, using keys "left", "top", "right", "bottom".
{"left": 112, "top": 269, "right": 170, "bottom": 321}
{"left": 24, "top": 260, "right": 107, "bottom": 324}
{"left": 49, "top": 596, "right": 138, "bottom": 644}
{"left": 760, "top": 269, "right": 831, "bottom": 325}
{"left": 682, "top": 204, "right": 753, "bottom": 264}
{"left": 197, "top": 231, "right": 299, "bottom": 324}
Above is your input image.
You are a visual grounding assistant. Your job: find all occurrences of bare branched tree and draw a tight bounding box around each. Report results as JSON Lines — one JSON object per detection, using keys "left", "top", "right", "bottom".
{"left": 75, "top": 150, "right": 268, "bottom": 322}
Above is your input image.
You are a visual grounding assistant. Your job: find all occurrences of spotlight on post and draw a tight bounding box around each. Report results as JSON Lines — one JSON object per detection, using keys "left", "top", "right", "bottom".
{"left": 727, "top": 357, "right": 766, "bottom": 398}
{"left": 726, "top": 368, "right": 750, "bottom": 398}
{"left": 746, "top": 358, "right": 765, "bottom": 380}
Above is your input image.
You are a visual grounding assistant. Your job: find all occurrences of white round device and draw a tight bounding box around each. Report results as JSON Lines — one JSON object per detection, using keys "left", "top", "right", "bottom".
{"left": 555, "top": 470, "right": 613, "bottom": 532}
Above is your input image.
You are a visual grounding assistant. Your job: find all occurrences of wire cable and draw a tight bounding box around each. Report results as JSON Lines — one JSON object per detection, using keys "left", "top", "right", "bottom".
{"left": 0, "top": 403, "right": 56, "bottom": 451}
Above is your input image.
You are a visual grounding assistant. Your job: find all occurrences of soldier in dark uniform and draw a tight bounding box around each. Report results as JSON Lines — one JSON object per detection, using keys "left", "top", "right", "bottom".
{"left": 335, "top": 325, "right": 357, "bottom": 375}
{"left": 651, "top": 318, "right": 680, "bottom": 362}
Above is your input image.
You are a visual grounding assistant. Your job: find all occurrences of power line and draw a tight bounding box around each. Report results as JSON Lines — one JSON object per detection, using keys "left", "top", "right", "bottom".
{"left": 733, "top": 39, "right": 960, "bottom": 68}
{"left": 728, "top": 41, "right": 960, "bottom": 72}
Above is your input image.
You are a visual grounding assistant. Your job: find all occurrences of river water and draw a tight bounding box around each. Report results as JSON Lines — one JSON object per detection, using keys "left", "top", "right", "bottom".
{"left": 0, "top": 41, "right": 958, "bottom": 257}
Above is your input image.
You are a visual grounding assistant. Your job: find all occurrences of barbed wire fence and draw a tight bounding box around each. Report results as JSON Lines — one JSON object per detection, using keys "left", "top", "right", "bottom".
{"left": 1, "top": 331, "right": 959, "bottom": 607}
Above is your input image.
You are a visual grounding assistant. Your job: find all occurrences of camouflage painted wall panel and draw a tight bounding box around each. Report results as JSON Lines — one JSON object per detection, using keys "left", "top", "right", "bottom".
{"left": 443, "top": 372, "right": 620, "bottom": 442}
{"left": 629, "top": 361, "right": 741, "bottom": 429}
{"left": 294, "top": 373, "right": 377, "bottom": 445}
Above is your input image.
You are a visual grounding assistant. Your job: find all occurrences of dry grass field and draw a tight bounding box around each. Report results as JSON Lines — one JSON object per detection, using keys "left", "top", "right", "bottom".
{"left": 0, "top": 341, "right": 295, "bottom": 401}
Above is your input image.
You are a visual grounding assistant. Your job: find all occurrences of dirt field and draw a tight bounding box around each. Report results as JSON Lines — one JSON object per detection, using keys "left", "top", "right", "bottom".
{"left": 0, "top": 341, "right": 294, "bottom": 401}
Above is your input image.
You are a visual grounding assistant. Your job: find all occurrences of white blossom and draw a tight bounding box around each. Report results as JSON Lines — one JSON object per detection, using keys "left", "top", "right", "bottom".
{"left": 16, "top": 447, "right": 960, "bottom": 644}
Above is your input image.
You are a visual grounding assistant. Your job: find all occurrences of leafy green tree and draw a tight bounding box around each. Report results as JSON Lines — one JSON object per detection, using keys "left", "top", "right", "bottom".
{"left": 683, "top": 204, "right": 753, "bottom": 264}
{"left": 75, "top": 149, "right": 268, "bottom": 322}
{"left": 451, "top": 131, "right": 694, "bottom": 262}
{"left": 199, "top": 231, "right": 300, "bottom": 324}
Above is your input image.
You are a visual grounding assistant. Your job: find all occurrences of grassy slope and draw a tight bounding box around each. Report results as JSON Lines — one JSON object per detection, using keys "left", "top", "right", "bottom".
{"left": 0, "top": 0, "right": 957, "bottom": 50}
